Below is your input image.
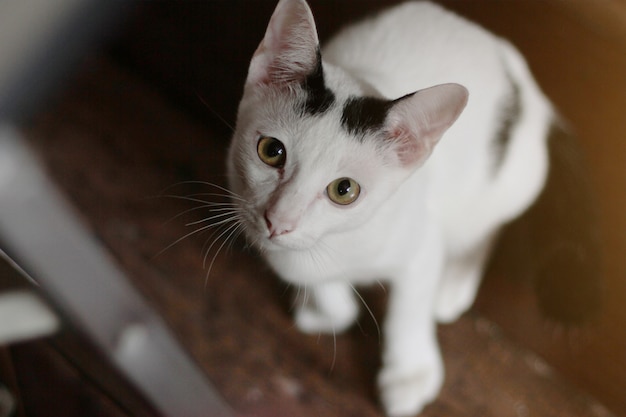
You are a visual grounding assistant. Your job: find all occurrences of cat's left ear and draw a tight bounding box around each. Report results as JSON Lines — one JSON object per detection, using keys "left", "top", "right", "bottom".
{"left": 385, "top": 83, "right": 469, "bottom": 168}
{"left": 246, "top": 0, "right": 320, "bottom": 87}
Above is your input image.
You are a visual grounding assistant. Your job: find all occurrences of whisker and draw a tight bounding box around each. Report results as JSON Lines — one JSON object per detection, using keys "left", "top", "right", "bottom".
{"left": 282, "top": 282, "right": 293, "bottom": 299}
{"left": 299, "top": 242, "right": 346, "bottom": 370}
{"left": 202, "top": 215, "right": 243, "bottom": 230}
{"left": 160, "top": 194, "right": 234, "bottom": 206}
{"left": 203, "top": 221, "right": 244, "bottom": 289}
{"left": 153, "top": 222, "right": 218, "bottom": 259}
{"left": 200, "top": 221, "right": 232, "bottom": 254}
{"left": 349, "top": 283, "right": 381, "bottom": 342}
{"left": 329, "top": 325, "right": 337, "bottom": 374}
{"left": 158, "top": 181, "right": 246, "bottom": 201}
{"left": 289, "top": 284, "right": 301, "bottom": 313}
{"left": 155, "top": 177, "right": 252, "bottom": 293}
{"left": 301, "top": 284, "right": 310, "bottom": 313}
{"left": 196, "top": 93, "right": 236, "bottom": 132}
{"left": 200, "top": 213, "right": 246, "bottom": 256}
{"left": 186, "top": 191, "right": 246, "bottom": 201}
{"left": 155, "top": 209, "right": 243, "bottom": 259}
{"left": 226, "top": 226, "right": 246, "bottom": 253}
{"left": 186, "top": 209, "right": 242, "bottom": 227}
{"left": 184, "top": 181, "right": 245, "bottom": 200}
{"left": 202, "top": 220, "right": 242, "bottom": 270}
{"left": 164, "top": 203, "right": 238, "bottom": 225}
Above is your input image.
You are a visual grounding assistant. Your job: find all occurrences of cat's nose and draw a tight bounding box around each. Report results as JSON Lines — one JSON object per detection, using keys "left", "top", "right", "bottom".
{"left": 264, "top": 209, "right": 293, "bottom": 237}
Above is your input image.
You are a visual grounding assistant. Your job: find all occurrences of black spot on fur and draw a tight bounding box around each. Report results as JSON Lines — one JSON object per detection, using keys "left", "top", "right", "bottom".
{"left": 493, "top": 79, "right": 521, "bottom": 170}
{"left": 341, "top": 96, "right": 393, "bottom": 136}
{"left": 301, "top": 49, "right": 335, "bottom": 115}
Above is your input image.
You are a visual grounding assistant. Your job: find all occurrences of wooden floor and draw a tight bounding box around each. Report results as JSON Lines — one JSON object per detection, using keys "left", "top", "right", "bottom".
{"left": 1, "top": 56, "right": 614, "bottom": 417}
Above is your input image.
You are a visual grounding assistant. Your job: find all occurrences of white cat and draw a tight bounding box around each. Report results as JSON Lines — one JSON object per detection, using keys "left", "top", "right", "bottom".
{"left": 227, "top": 0, "right": 553, "bottom": 415}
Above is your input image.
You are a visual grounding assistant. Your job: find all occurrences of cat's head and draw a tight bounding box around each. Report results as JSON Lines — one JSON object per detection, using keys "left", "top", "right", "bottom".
{"left": 228, "top": 0, "right": 468, "bottom": 252}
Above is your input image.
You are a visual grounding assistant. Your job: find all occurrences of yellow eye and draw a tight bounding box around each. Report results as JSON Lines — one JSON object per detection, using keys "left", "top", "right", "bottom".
{"left": 327, "top": 177, "right": 361, "bottom": 205}
{"left": 257, "top": 136, "right": 286, "bottom": 168}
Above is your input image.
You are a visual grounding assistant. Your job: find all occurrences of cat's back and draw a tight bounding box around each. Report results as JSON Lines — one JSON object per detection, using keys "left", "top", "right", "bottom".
{"left": 322, "top": 1, "right": 507, "bottom": 99}
{"left": 322, "top": 1, "right": 552, "bottom": 232}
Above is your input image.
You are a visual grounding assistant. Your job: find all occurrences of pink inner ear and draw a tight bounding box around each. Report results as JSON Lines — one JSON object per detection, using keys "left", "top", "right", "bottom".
{"left": 385, "top": 83, "right": 469, "bottom": 168}
{"left": 389, "top": 126, "right": 427, "bottom": 167}
{"left": 246, "top": 0, "right": 320, "bottom": 87}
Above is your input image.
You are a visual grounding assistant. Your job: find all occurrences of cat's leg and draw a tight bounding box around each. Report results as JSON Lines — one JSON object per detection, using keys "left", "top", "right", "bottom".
{"left": 434, "top": 233, "right": 495, "bottom": 323}
{"left": 379, "top": 225, "right": 445, "bottom": 417}
{"left": 294, "top": 279, "right": 359, "bottom": 334}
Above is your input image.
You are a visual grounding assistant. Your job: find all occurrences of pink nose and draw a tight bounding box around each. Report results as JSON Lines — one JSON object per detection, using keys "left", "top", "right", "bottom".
{"left": 264, "top": 210, "right": 293, "bottom": 237}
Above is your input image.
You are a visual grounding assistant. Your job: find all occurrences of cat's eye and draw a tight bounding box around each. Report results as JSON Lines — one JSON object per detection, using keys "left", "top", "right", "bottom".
{"left": 327, "top": 177, "right": 361, "bottom": 205}
{"left": 257, "top": 136, "right": 286, "bottom": 168}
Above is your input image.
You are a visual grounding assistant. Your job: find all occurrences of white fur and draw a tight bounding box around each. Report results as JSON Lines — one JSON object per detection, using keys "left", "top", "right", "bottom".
{"left": 227, "top": 1, "right": 553, "bottom": 416}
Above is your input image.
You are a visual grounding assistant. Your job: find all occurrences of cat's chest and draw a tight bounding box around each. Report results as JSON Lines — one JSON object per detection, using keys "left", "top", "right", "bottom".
{"left": 266, "top": 233, "right": 395, "bottom": 285}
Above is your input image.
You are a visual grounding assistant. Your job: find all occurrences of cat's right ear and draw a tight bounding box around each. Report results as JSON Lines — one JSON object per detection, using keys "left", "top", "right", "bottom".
{"left": 246, "top": 0, "right": 320, "bottom": 87}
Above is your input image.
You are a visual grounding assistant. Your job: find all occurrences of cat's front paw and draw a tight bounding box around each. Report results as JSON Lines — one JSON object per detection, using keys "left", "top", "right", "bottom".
{"left": 294, "top": 301, "right": 358, "bottom": 334}
{"left": 378, "top": 362, "right": 443, "bottom": 417}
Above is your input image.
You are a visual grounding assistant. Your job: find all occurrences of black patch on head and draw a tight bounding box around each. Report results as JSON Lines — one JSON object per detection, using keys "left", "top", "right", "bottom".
{"left": 341, "top": 96, "right": 394, "bottom": 137}
{"left": 301, "top": 49, "right": 335, "bottom": 115}
{"left": 493, "top": 78, "right": 521, "bottom": 171}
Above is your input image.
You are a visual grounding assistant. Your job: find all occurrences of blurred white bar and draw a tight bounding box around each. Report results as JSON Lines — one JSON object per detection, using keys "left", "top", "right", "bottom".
{"left": 0, "top": 291, "right": 59, "bottom": 345}
{"left": 0, "top": 0, "right": 234, "bottom": 415}
{"left": 0, "top": 125, "right": 233, "bottom": 417}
